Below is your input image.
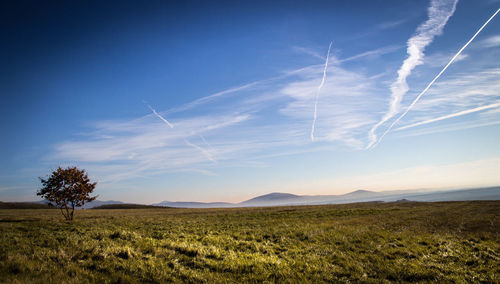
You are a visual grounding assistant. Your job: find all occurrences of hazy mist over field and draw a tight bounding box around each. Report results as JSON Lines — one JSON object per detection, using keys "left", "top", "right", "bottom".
{"left": 1, "top": 0, "right": 500, "bottom": 204}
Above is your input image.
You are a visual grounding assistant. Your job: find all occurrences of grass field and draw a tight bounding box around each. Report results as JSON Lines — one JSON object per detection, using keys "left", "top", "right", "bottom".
{"left": 0, "top": 201, "right": 498, "bottom": 283}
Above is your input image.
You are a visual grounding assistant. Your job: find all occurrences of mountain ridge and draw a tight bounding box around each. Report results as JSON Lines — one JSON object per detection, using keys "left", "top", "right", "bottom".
{"left": 240, "top": 192, "right": 301, "bottom": 204}
{"left": 12, "top": 186, "right": 500, "bottom": 209}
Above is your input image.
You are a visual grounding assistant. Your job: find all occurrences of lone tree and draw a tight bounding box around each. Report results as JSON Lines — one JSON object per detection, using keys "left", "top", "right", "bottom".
{"left": 37, "top": 166, "right": 97, "bottom": 221}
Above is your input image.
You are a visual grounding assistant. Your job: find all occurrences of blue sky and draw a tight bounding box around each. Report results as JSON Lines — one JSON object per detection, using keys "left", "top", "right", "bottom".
{"left": 1, "top": 0, "right": 499, "bottom": 203}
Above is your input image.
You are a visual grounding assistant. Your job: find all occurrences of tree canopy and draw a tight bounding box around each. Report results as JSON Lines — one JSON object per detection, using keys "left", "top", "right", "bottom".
{"left": 37, "top": 166, "right": 97, "bottom": 220}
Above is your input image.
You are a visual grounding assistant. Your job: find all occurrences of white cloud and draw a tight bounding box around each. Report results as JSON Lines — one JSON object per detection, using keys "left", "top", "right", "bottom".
{"left": 367, "top": 0, "right": 458, "bottom": 148}
{"left": 279, "top": 64, "right": 382, "bottom": 147}
{"left": 479, "top": 34, "right": 500, "bottom": 48}
{"left": 53, "top": 113, "right": 252, "bottom": 175}
{"left": 424, "top": 52, "right": 469, "bottom": 67}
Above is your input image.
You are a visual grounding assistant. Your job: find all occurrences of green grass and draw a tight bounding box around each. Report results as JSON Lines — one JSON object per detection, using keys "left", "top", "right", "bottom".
{"left": 0, "top": 201, "right": 498, "bottom": 283}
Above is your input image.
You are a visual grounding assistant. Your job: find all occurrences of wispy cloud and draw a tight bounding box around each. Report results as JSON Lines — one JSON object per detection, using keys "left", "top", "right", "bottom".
{"left": 292, "top": 46, "right": 326, "bottom": 60}
{"left": 367, "top": 0, "right": 458, "bottom": 148}
{"left": 396, "top": 102, "right": 500, "bottom": 131}
{"left": 388, "top": 67, "right": 500, "bottom": 137}
{"left": 339, "top": 45, "right": 401, "bottom": 63}
{"left": 165, "top": 81, "right": 261, "bottom": 115}
{"left": 377, "top": 19, "right": 408, "bottom": 30}
{"left": 479, "top": 34, "right": 500, "bottom": 48}
{"left": 53, "top": 113, "right": 250, "bottom": 176}
{"left": 424, "top": 52, "right": 468, "bottom": 67}
{"left": 346, "top": 18, "right": 409, "bottom": 41}
{"left": 410, "top": 68, "right": 500, "bottom": 111}
{"left": 393, "top": 119, "right": 500, "bottom": 141}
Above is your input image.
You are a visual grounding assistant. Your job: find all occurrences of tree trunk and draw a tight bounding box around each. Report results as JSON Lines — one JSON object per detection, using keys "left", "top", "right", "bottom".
{"left": 70, "top": 203, "right": 75, "bottom": 220}
{"left": 59, "top": 206, "right": 67, "bottom": 220}
{"left": 64, "top": 204, "right": 71, "bottom": 221}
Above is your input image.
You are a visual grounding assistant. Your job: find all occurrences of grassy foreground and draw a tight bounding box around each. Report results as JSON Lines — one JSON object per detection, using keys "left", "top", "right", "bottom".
{"left": 0, "top": 201, "right": 498, "bottom": 283}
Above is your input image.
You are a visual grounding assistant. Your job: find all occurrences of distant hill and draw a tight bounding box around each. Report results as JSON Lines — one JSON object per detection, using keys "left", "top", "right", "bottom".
{"left": 396, "top": 187, "right": 500, "bottom": 202}
{"left": 239, "top": 192, "right": 302, "bottom": 206}
{"left": 0, "top": 201, "right": 53, "bottom": 209}
{"left": 150, "top": 187, "right": 499, "bottom": 208}
{"left": 4, "top": 186, "right": 498, "bottom": 209}
{"left": 80, "top": 200, "right": 124, "bottom": 209}
{"left": 236, "top": 190, "right": 387, "bottom": 207}
{"left": 341, "top": 190, "right": 380, "bottom": 198}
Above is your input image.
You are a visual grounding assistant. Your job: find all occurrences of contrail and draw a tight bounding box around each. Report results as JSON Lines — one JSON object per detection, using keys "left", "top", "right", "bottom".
{"left": 184, "top": 139, "right": 217, "bottom": 163}
{"left": 199, "top": 134, "right": 216, "bottom": 152}
{"left": 371, "top": 8, "right": 500, "bottom": 148}
{"left": 396, "top": 102, "right": 500, "bottom": 131}
{"left": 310, "top": 41, "right": 332, "bottom": 142}
{"left": 146, "top": 104, "right": 174, "bottom": 128}
{"left": 366, "top": 0, "right": 458, "bottom": 148}
{"left": 166, "top": 82, "right": 259, "bottom": 114}
{"left": 339, "top": 45, "right": 401, "bottom": 63}
{"left": 146, "top": 104, "right": 216, "bottom": 163}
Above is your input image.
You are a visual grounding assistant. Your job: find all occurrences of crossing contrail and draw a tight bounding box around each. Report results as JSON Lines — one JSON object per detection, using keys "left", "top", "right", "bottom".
{"left": 184, "top": 139, "right": 217, "bottom": 163}
{"left": 146, "top": 104, "right": 216, "bottom": 163}
{"left": 310, "top": 41, "right": 332, "bottom": 142}
{"left": 366, "top": 0, "right": 458, "bottom": 148}
{"left": 146, "top": 104, "right": 174, "bottom": 128}
{"left": 371, "top": 8, "right": 500, "bottom": 148}
{"left": 199, "top": 134, "right": 216, "bottom": 152}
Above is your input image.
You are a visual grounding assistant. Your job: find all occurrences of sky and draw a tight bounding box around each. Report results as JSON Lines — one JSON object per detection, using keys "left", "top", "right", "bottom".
{"left": 1, "top": 0, "right": 499, "bottom": 204}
